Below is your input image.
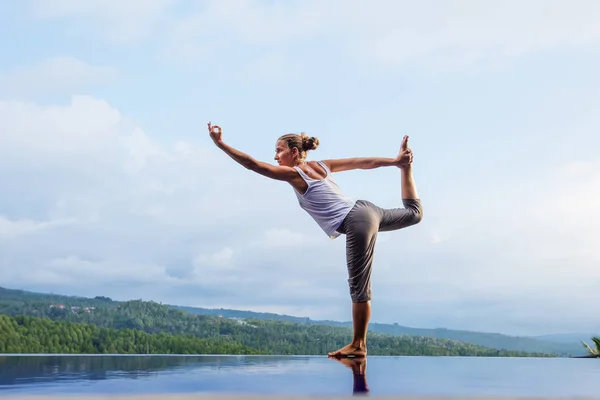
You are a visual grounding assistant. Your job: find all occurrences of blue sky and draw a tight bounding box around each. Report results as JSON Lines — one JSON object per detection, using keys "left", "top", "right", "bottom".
{"left": 1, "top": 0, "right": 599, "bottom": 337}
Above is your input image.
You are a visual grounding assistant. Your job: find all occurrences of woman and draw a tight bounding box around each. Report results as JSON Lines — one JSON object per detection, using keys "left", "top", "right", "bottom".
{"left": 207, "top": 122, "right": 423, "bottom": 358}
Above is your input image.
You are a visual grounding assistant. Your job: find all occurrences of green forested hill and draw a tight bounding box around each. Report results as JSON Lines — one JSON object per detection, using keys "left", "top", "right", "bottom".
{"left": 0, "top": 286, "right": 568, "bottom": 356}
{"left": 0, "top": 304, "right": 549, "bottom": 357}
{"left": 0, "top": 314, "right": 258, "bottom": 354}
{"left": 170, "top": 307, "right": 586, "bottom": 356}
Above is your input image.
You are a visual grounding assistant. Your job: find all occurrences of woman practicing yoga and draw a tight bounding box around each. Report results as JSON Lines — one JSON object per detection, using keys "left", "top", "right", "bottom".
{"left": 207, "top": 122, "right": 423, "bottom": 358}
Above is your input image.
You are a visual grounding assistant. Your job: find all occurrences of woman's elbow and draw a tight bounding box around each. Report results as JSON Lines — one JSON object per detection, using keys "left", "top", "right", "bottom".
{"left": 412, "top": 208, "right": 423, "bottom": 225}
{"left": 405, "top": 199, "right": 424, "bottom": 225}
{"left": 413, "top": 203, "right": 424, "bottom": 224}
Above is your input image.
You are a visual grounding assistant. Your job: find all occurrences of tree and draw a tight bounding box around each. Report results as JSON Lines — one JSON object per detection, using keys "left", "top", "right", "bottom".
{"left": 581, "top": 337, "right": 600, "bottom": 358}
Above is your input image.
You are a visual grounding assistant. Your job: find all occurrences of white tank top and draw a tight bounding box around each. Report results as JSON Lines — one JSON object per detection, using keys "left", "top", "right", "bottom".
{"left": 293, "top": 161, "right": 356, "bottom": 239}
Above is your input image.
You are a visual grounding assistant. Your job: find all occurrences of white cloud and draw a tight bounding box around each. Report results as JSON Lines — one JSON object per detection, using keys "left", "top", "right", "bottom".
{"left": 260, "top": 227, "right": 321, "bottom": 249}
{"left": 344, "top": 0, "right": 600, "bottom": 70}
{"left": 28, "top": 0, "right": 175, "bottom": 43}
{"left": 0, "top": 57, "right": 117, "bottom": 97}
{"left": 26, "top": 0, "right": 600, "bottom": 70}
{"left": 0, "top": 96, "right": 121, "bottom": 156}
{"left": 429, "top": 234, "right": 442, "bottom": 245}
{"left": 193, "top": 247, "right": 234, "bottom": 272}
{"left": 46, "top": 255, "right": 172, "bottom": 285}
{"left": 0, "top": 216, "right": 75, "bottom": 239}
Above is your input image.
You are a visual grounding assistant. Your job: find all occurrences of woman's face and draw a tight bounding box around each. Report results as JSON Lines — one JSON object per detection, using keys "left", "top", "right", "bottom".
{"left": 274, "top": 140, "right": 298, "bottom": 166}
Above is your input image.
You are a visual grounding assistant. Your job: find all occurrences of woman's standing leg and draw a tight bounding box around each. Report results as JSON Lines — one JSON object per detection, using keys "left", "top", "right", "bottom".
{"left": 328, "top": 164, "right": 423, "bottom": 358}
{"left": 328, "top": 202, "right": 379, "bottom": 358}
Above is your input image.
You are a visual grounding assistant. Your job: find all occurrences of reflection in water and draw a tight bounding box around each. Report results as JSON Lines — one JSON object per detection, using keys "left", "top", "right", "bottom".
{"left": 330, "top": 356, "right": 370, "bottom": 396}
{"left": 0, "top": 355, "right": 209, "bottom": 386}
{"left": 0, "top": 355, "right": 323, "bottom": 387}
{"left": 2, "top": 354, "right": 600, "bottom": 397}
{"left": 0, "top": 355, "right": 354, "bottom": 396}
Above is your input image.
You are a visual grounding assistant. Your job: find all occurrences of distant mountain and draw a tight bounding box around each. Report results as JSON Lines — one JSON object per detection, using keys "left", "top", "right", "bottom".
{"left": 531, "top": 333, "right": 597, "bottom": 344}
{"left": 0, "top": 286, "right": 587, "bottom": 356}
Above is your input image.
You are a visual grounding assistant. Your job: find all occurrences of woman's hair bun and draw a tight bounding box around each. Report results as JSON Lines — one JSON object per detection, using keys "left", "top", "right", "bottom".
{"left": 301, "top": 132, "right": 319, "bottom": 151}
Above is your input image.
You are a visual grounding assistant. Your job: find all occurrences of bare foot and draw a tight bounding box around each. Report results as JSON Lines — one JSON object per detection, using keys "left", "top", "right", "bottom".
{"left": 327, "top": 342, "right": 367, "bottom": 358}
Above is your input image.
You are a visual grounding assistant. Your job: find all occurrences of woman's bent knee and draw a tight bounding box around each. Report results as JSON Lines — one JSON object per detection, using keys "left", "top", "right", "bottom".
{"left": 350, "top": 287, "right": 372, "bottom": 303}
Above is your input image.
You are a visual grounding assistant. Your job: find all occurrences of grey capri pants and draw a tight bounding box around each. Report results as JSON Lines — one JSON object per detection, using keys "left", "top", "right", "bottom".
{"left": 336, "top": 198, "right": 423, "bottom": 303}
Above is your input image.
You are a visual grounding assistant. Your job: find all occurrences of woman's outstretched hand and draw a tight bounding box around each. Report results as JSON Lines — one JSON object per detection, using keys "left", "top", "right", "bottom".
{"left": 395, "top": 135, "right": 413, "bottom": 167}
{"left": 207, "top": 121, "right": 223, "bottom": 144}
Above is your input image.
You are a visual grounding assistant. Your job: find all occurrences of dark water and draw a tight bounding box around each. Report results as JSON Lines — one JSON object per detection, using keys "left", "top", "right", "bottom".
{"left": 0, "top": 355, "right": 599, "bottom": 397}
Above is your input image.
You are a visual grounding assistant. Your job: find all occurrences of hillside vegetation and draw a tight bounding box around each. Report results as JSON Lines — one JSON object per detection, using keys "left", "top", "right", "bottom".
{"left": 171, "top": 306, "right": 586, "bottom": 356}
{"left": 0, "top": 314, "right": 257, "bottom": 354}
{"left": 0, "top": 286, "right": 560, "bottom": 357}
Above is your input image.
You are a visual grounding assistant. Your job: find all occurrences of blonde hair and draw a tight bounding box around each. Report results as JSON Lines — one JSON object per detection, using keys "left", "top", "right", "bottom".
{"left": 278, "top": 132, "right": 320, "bottom": 163}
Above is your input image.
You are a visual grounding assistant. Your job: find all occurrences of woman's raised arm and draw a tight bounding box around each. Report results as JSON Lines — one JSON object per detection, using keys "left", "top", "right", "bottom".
{"left": 322, "top": 135, "right": 413, "bottom": 173}
{"left": 208, "top": 122, "right": 297, "bottom": 182}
